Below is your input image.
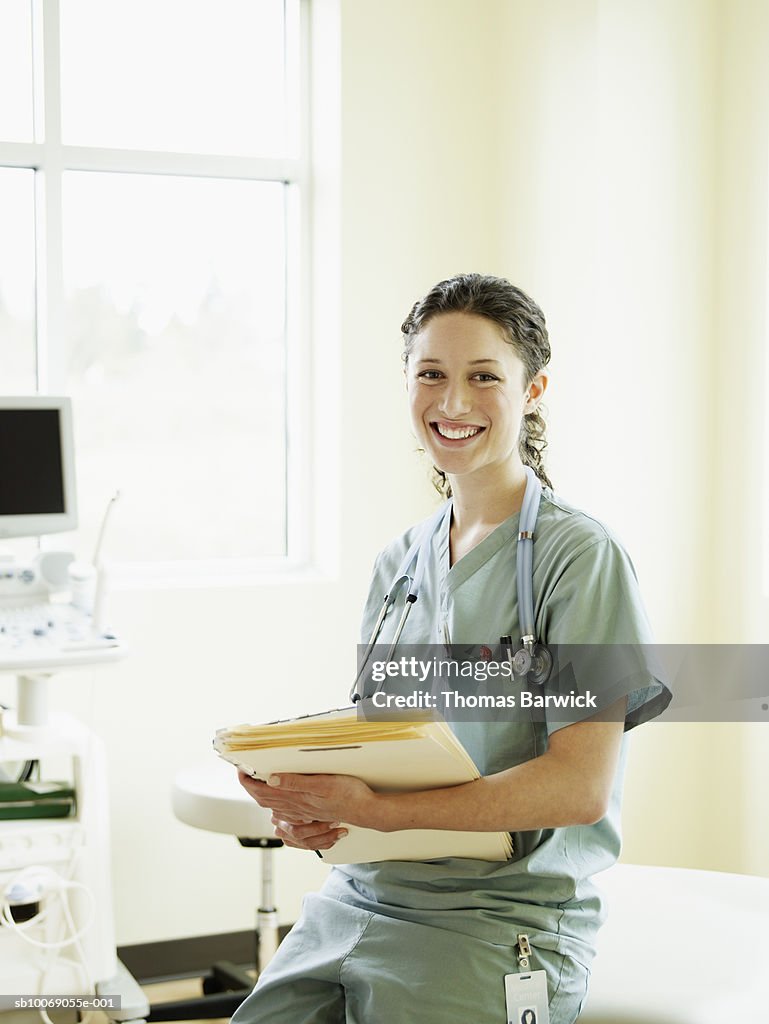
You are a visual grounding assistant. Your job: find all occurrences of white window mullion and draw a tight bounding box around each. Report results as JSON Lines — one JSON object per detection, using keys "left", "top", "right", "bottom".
{"left": 285, "top": 0, "right": 302, "bottom": 159}
{"left": 32, "top": 0, "right": 65, "bottom": 393}
{"left": 284, "top": 181, "right": 309, "bottom": 566}
{"left": 60, "top": 146, "right": 301, "bottom": 183}
{"left": 284, "top": 0, "right": 312, "bottom": 567}
{"left": 0, "top": 142, "right": 42, "bottom": 167}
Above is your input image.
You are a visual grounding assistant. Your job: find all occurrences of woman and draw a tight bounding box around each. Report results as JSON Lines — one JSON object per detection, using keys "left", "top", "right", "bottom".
{"left": 235, "top": 274, "right": 668, "bottom": 1023}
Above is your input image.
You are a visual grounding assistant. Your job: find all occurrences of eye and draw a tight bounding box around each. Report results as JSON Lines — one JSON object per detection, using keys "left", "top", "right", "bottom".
{"left": 416, "top": 369, "right": 444, "bottom": 381}
{"left": 473, "top": 372, "right": 500, "bottom": 383}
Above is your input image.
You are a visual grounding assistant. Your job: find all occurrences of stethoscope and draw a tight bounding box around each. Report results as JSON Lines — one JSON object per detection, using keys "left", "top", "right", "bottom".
{"left": 350, "top": 466, "right": 553, "bottom": 702}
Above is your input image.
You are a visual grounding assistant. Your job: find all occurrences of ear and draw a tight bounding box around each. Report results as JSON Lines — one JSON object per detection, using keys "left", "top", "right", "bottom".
{"left": 524, "top": 370, "right": 548, "bottom": 414}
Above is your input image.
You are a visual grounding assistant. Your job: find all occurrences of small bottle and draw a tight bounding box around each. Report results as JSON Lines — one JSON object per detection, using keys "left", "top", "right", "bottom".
{"left": 68, "top": 561, "right": 97, "bottom": 614}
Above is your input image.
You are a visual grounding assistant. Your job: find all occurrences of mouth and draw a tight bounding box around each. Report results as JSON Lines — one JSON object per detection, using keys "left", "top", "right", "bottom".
{"left": 430, "top": 420, "right": 486, "bottom": 446}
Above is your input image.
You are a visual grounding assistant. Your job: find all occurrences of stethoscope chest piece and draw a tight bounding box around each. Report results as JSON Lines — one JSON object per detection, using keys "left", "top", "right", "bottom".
{"left": 512, "top": 643, "right": 553, "bottom": 686}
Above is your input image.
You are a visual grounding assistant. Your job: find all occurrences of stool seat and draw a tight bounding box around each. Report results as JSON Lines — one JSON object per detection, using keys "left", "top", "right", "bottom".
{"left": 172, "top": 757, "right": 275, "bottom": 839}
{"left": 580, "top": 863, "right": 769, "bottom": 1022}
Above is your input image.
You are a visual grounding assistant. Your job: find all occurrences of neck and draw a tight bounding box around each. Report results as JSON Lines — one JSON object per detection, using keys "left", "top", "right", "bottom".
{"left": 448, "top": 461, "right": 529, "bottom": 534}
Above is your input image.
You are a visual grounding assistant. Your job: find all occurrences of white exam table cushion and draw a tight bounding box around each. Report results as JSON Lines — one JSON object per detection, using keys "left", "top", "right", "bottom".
{"left": 580, "top": 862, "right": 769, "bottom": 1022}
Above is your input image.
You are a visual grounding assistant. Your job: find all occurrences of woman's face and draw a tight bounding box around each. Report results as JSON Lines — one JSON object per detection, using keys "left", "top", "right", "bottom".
{"left": 405, "top": 311, "right": 546, "bottom": 489}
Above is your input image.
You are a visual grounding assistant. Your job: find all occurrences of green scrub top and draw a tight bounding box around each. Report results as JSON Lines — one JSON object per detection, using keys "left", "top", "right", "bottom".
{"left": 325, "top": 484, "right": 669, "bottom": 967}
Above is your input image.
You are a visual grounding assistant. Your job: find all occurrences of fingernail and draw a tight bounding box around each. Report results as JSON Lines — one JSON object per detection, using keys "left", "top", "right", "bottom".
{"left": 338, "top": 829, "right": 349, "bottom": 838}
{"left": 267, "top": 775, "right": 280, "bottom": 787}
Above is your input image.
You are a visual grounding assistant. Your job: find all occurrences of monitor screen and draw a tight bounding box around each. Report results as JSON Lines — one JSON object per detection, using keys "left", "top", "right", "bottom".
{"left": 0, "top": 396, "right": 78, "bottom": 539}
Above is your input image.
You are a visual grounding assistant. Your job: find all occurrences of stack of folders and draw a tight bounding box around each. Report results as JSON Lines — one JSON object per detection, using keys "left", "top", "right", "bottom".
{"left": 214, "top": 707, "right": 513, "bottom": 865}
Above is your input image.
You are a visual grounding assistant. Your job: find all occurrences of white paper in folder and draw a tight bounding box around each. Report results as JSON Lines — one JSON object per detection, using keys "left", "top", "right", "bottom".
{"left": 213, "top": 708, "right": 513, "bottom": 864}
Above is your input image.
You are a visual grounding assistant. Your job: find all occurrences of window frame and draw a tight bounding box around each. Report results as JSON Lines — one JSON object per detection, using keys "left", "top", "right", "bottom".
{"left": 0, "top": 0, "right": 317, "bottom": 583}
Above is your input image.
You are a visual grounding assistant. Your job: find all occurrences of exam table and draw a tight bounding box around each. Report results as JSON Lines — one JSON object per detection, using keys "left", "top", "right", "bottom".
{"left": 580, "top": 861, "right": 769, "bottom": 1021}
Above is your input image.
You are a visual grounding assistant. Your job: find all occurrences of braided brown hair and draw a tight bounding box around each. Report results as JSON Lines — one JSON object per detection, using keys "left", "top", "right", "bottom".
{"left": 401, "top": 273, "right": 553, "bottom": 495}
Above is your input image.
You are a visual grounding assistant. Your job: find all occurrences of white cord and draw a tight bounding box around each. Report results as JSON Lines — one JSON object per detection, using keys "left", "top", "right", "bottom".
{"left": 1, "top": 865, "right": 96, "bottom": 948}
{"left": 0, "top": 859, "right": 98, "bottom": 1024}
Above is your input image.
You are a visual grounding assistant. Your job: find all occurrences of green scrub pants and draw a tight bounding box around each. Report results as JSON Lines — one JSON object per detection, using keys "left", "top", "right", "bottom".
{"left": 231, "top": 893, "right": 589, "bottom": 1023}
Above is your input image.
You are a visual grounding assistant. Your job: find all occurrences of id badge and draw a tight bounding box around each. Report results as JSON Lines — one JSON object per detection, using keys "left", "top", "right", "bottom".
{"left": 504, "top": 970, "right": 550, "bottom": 1024}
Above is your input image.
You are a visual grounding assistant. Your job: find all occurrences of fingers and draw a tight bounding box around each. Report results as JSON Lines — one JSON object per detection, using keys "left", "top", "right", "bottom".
{"left": 238, "top": 770, "right": 262, "bottom": 797}
{"left": 239, "top": 771, "right": 319, "bottom": 802}
{"left": 238, "top": 772, "right": 298, "bottom": 808}
{"left": 272, "top": 817, "right": 348, "bottom": 851}
{"left": 275, "top": 825, "right": 347, "bottom": 851}
{"left": 237, "top": 769, "right": 358, "bottom": 831}
{"left": 238, "top": 771, "right": 323, "bottom": 820}
{"left": 266, "top": 773, "right": 326, "bottom": 792}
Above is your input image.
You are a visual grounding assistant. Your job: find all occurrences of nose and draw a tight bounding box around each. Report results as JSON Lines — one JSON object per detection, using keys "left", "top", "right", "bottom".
{"left": 438, "top": 378, "right": 472, "bottom": 419}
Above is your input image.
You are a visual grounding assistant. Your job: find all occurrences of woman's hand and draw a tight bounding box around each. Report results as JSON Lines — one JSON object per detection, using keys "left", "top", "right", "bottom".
{"left": 237, "top": 770, "right": 379, "bottom": 849}
{"left": 270, "top": 817, "right": 348, "bottom": 852}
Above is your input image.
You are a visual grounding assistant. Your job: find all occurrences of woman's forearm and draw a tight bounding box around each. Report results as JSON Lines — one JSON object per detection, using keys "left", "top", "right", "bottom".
{"left": 366, "top": 713, "right": 626, "bottom": 833}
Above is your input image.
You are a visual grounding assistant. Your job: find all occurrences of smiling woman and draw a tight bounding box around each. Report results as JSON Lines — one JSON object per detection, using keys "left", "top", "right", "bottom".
{"left": 233, "top": 273, "right": 670, "bottom": 1024}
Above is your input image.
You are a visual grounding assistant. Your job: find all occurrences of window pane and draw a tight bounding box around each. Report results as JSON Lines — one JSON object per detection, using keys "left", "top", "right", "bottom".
{"left": 60, "top": 0, "right": 291, "bottom": 156}
{"left": 62, "top": 171, "right": 287, "bottom": 562}
{"left": 0, "top": 0, "right": 34, "bottom": 142}
{"left": 0, "top": 168, "right": 36, "bottom": 392}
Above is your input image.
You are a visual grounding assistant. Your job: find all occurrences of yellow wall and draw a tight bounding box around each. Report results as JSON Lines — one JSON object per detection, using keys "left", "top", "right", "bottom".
{"left": 713, "top": 0, "right": 769, "bottom": 874}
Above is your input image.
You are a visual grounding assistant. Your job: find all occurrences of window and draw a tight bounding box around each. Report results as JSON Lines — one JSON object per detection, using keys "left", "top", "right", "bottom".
{"left": 0, "top": 167, "right": 36, "bottom": 393}
{"left": 0, "top": 0, "right": 309, "bottom": 571}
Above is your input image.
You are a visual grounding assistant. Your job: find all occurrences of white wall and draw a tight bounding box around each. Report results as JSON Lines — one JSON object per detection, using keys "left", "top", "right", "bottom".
{"left": 6, "top": 0, "right": 766, "bottom": 946}
{"left": 501, "top": 0, "right": 769, "bottom": 877}
{"left": 497, "top": 0, "right": 719, "bottom": 638}
{"left": 493, "top": 0, "right": 735, "bottom": 872}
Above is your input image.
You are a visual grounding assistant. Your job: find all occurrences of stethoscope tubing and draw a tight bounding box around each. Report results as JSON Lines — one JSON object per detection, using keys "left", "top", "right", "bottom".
{"left": 517, "top": 466, "right": 542, "bottom": 643}
{"left": 350, "top": 503, "right": 449, "bottom": 701}
{"left": 351, "top": 468, "right": 541, "bottom": 702}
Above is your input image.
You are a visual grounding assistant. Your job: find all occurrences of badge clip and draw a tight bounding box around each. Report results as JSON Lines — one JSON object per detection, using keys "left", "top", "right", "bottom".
{"left": 516, "top": 932, "right": 532, "bottom": 971}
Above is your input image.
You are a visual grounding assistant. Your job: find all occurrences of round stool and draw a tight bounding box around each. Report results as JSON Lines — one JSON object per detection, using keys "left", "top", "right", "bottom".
{"left": 153, "top": 758, "right": 283, "bottom": 1021}
{"left": 173, "top": 756, "right": 276, "bottom": 843}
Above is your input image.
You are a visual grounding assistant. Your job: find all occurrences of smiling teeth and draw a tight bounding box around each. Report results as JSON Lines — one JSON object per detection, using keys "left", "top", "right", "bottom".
{"left": 436, "top": 424, "right": 482, "bottom": 440}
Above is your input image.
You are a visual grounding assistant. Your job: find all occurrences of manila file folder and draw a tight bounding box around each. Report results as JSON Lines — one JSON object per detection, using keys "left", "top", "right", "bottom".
{"left": 214, "top": 708, "right": 513, "bottom": 865}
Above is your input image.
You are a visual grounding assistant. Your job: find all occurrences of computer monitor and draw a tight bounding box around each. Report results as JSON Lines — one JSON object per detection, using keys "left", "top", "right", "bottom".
{"left": 0, "top": 395, "right": 78, "bottom": 539}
